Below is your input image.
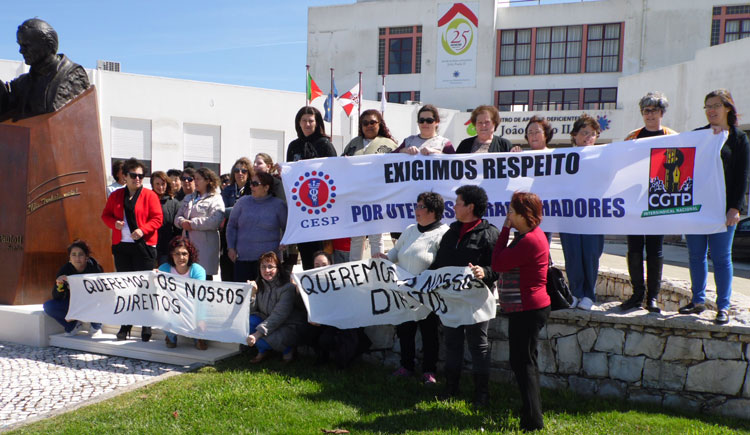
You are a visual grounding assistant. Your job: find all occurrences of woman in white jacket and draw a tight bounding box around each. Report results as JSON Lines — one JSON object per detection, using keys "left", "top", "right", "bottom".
{"left": 378, "top": 192, "right": 448, "bottom": 385}
{"left": 175, "top": 168, "right": 225, "bottom": 279}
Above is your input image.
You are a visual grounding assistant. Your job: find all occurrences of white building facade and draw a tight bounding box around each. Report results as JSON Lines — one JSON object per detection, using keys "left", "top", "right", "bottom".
{"left": 308, "top": 0, "right": 750, "bottom": 144}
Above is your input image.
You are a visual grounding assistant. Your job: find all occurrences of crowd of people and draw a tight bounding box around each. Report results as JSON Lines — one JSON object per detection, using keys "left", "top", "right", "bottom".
{"left": 43, "top": 89, "right": 748, "bottom": 432}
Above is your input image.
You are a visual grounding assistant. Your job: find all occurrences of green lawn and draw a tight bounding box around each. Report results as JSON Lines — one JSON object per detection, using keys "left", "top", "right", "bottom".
{"left": 10, "top": 353, "right": 750, "bottom": 434}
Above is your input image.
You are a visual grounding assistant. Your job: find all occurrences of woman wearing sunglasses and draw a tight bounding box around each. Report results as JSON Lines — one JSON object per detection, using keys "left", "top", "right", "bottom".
{"left": 101, "top": 158, "right": 163, "bottom": 341}
{"left": 221, "top": 157, "right": 254, "bottom": 208}
{"left": 175, "top": 168, "right": 225, "bottom": 281}
{"left": 395, "top": 104, "right": 455, "bottom": 155}
{"left": 226, "top": 172, "right": 287, "bottom": 283}
{"left": 342, "top": 109, "right": 398, "bottom": 262}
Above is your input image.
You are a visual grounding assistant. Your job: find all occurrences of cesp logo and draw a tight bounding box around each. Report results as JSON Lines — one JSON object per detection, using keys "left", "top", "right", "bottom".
{"left": 642, "top": 147, "right": 701, "bottom": 217}
{"left": 291, "top": 171, "right": 337, "bottom": 215}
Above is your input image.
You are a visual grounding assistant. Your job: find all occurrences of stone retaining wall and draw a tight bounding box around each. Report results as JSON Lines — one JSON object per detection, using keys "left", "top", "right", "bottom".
{"left": 360, "top": 266, "right": 750, "bottom": 420}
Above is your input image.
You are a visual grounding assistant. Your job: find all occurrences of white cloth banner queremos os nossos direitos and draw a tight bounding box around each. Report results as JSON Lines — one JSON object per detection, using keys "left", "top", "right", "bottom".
{"left": 293, "top": 258, "right": 496, "bottom": 329}
{"left": 280, "top": 130, "right": 727, "bottom": 244}
{"left": 66, "top": 271, "right": 252, "bottom": 344}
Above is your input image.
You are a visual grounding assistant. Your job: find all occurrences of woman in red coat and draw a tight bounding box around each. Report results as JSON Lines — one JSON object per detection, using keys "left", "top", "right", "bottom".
{"left": 491, "top": 191, "right": 551, "bottom": 432}
{"left": 101, "top": 158, "right": 163, "bottom": 341}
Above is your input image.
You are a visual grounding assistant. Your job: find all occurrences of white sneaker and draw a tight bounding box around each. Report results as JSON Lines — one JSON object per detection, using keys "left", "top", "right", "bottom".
{"left": 578, "top": 297, "right": 594, "bottom": 311}
{"left": 569, "top": 296, "right": 579, "bottom": 309}
{"left": 90, "top": 327, "right": 103, "bottom": 338}
{"left": 65, "top": 321, "right": 83, "bottom": 336}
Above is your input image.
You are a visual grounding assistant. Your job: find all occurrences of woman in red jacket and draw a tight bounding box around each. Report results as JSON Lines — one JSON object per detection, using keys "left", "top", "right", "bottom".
{"left": 101, "top": 158, "right": 163, "bottom": 341}
{"left": 491, "top": 191, "right": 551, "bottom": 432}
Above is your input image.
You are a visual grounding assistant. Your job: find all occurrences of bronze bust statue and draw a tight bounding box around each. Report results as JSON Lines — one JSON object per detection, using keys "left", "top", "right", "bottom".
{"left": 0, "top": 19, "right": 90, "bottom": 121}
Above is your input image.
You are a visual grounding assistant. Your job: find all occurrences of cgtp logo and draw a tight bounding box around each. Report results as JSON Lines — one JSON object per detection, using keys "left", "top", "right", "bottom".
{"left": 642, "top": 147, "right": 701, "bottom": 217}
{"left": 291, "top": 171, "right": 337, "bottom": 215}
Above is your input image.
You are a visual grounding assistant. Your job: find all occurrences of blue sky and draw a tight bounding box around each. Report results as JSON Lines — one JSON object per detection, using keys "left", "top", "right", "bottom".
{"left": 0, "top": 1, "right": 353, "bottom": 92}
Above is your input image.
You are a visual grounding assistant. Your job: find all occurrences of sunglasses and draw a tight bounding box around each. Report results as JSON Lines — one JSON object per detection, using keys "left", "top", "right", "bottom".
{"left": 128, "top": 172, "right": 145, "bottom": 180}
{"left": 233, "top": 168, "right": 249, "bottom": 174}
{"left": 181, "top": 176, "right": 194, "bottom": 182}
{"left": 418, "top": 117, "right": 436, "bottom": 124}
{"left": 250, "top": 181, "right": 261, "bottom": 187}
{"left": 361, "top": 120, "right": 379, "bottom": 127}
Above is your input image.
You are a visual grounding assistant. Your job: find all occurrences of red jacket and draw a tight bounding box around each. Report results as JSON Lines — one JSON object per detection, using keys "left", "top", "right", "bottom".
{"left": 101, "top": 188, "right": 163, "bottom": 246}
{"left": 491, "top": 226, "right": 551, "bottom": 311}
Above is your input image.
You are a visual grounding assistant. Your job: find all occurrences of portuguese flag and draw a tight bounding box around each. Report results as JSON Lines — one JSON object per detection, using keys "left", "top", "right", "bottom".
{"left": 307, "top": 72, "right": 324, "bottom": 103}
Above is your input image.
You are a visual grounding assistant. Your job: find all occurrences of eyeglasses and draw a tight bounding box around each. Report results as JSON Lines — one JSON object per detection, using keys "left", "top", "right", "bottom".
{"left": 704, "top": 103, "right": 724, "bottom": 111}
{"left": 250, "top": 181, "right": 261, "bottom": 187}
{"left": 233, "top": 168, "right": 249, "bottom": 174}
{"left": 641, "top": 108, "right": 661, "bottom": 115}
{"left": 418, "top": 117, "right": 436, "bottom": 124}
{"left": 128, "top": 172, "right": 145, "bottom": 180}
{"left": 181, "top": 176, "right": 194, "bottom": 182}
{"left": 361, "top": 120, "right": 379, "bottom": 127}
{"left": 415, "top": 204, "right": 428, "bottom": 210}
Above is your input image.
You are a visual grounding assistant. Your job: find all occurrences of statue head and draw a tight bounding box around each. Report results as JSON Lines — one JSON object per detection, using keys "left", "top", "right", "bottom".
{"left": 16, "top": 19, "right": 58, "bottom": 66}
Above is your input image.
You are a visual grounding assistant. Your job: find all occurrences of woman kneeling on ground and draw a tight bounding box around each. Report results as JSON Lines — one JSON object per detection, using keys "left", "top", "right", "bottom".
{"left": 43, "top": 240, "right": 103, "bottom": 337}
{"left": 158, "top": 236, "right": 208, "bottom": 350}
{"left": 491, "top": 192, "right": 551, "bottom": 432}
{"left": 246, "top": 251, "right": 305, "bottom": 363}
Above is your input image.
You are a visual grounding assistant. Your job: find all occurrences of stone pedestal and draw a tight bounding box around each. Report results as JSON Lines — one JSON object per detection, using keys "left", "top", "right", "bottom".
{"left": 0, "top": 87, "right": 113, "bottom": 305}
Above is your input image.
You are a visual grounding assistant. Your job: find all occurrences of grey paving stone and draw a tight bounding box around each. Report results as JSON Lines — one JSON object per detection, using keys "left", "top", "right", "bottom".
{"left": 0, "top": 341, "right": 180, "bottom": 429}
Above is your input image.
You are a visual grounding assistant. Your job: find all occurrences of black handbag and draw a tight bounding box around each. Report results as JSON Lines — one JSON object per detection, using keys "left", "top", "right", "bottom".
{"left": 547, "top": 265, "right": 574, "bottom": 310}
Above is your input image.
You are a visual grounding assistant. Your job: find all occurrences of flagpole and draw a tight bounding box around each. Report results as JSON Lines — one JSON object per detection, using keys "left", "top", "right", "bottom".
{"left": 357, "top": 71, "right": 362, "bottom": 120}
{"left": 330, "top": 67, "right": 335, "bottom": 139}
{"left": 305, "top": 65, "right": 310, "bottom": 106}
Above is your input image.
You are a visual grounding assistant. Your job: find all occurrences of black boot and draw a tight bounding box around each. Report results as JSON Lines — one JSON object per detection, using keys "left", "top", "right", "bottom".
{"left": 439, "top": 370, "right": 460, "bottom": 400}
{"left": 473, "top": 373, "right": 490, "bottom": 408}
{"left": 141, "top": 326, "right": 152, "bottom": 342}
{"left": 645, "top": 257, "right": 663, "bottom": 313}
{"left": 621, "top": 252, "right": 645, "bottom": 311}
{"left": 116, "top": 325, "right": 132, "bottom": 341}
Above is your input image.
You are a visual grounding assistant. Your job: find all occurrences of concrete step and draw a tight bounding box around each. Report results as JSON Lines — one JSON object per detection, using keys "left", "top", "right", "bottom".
{"left": 49, "top": 330, "right": 241, "bottom": 366}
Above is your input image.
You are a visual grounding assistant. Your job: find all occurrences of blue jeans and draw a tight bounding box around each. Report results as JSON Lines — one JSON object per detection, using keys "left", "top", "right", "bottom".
{"left": 250, "top": 314, "right": 272, "bottom": 354}
{"left": 686, "top": 225, "right": 736, "bottom": 311}
{"left": 559, "top": 233, "right": 604, "bottom": 301}
{"left": 43, "top": 299, "right": 102, "bottom": 332}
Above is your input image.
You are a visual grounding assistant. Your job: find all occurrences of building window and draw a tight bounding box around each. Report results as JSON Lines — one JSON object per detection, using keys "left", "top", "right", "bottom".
{"left": 378, "top": 26, "right": 422, "bottom": 75}
{"left": 111, "top": 117, "right": 152, "bottom": 175}
{"left": 183, "top": 123, "right": 221, "bottom": 175}
{"left": 498, "top": 29, "right": 531, "bottom": 76}
{"left": 498, "top": 23, "right": 622, "bottom": 77}
{"left": 586, "top": 23, "right": 621, "bottom": 73}
{"left": 386, "top": 91, "right": 418, "bottom": 104}
{"left": 535, "top": 26, "right": 582, "bottom": 74}
{"left": 725, "top": 19, "right": 750, "bottom": 42}
{"left": 497, "top": 90, "right": 529, "bottom": 112}
{"left": 388, "top": 38, "right": 412, "bottom": 74}
{"left": 583, "top": 88, "right": 617, "bottom": 110}
{"left": 533, "top": 89, "right": 580, "bottom": 111}
{"left": 710, "top": 5, "right": 750, "bottom": 45}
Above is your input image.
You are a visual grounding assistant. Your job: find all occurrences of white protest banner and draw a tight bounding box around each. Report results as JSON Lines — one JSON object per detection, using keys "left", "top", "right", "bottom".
{"left": 67, "top": 271, "right": 251, "bottom": 344}
{"left": 293, "top": 259, "right": 495, "bottom": 329}
{"left": 281, "top": 130, "right": 727, "bottom": 244}
{"left": 436, "top": 2, "right": 479, "bottom": 88}
{"left": 409, "top": 266, "right": 496, "bottom": 327}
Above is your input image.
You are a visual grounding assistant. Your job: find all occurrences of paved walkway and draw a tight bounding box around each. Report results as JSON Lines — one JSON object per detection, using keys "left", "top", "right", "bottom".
{"left": 0, "top": 341, "right": 183, "bottom": 430}
{"left": 549, "top": 239, "right": 750, "bottom": 299}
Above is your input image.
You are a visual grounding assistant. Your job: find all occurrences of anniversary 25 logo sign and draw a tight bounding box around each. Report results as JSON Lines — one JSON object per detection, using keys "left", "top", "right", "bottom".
{"left": 642, "top": 147, "right": 700, "bottom": 217}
